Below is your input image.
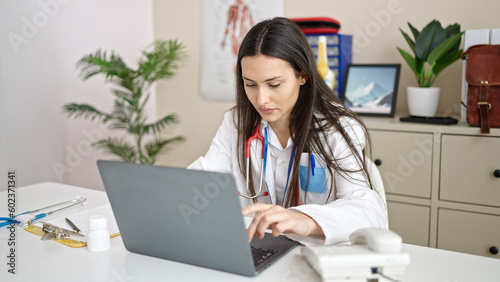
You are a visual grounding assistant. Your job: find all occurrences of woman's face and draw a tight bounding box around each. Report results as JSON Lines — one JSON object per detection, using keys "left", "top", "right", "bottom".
{"left": 241, "top": 54, "right": 305, "bottom": 130}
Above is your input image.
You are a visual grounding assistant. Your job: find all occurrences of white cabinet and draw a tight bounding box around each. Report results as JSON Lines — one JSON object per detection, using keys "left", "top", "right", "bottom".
{"left": 438, "top": 209, "right": 500, "bottom": 258}
{"left": 370, "top": 130, "right": 433, "bottom": 198}
{"left": 386, "top": 201, "right": 430, "bottom": 246}
{"left": 364, "top": 117, "right": 500, "bottom": 258}
{"left": 440, "top": 135, "right": 500, "bottom": 207}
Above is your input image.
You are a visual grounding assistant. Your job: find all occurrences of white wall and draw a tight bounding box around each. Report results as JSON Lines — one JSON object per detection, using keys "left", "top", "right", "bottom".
{"left": 0, "top": 78, "right": 9, "bottom": 184}
{"left": 0, "top": 0, "right": 154, "bottom": 190}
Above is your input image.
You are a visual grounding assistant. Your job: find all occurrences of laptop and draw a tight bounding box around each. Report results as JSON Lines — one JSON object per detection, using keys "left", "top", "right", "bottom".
{"left": 97, "top": 160, "right": 299, "bottom": 277}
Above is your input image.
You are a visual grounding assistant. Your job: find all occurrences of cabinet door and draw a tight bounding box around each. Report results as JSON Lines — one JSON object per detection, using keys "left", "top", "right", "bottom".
{"left": 440, "top": 135, "right": 500, "bottom": 207}
{"left": 370, "top": 130, "right": 433, "bottom": 198}
{"left": 438, "top": 209, "right": 500, "bottom": 258}
{"left": 387, "top": 201, "right": 430, "bottom": 246}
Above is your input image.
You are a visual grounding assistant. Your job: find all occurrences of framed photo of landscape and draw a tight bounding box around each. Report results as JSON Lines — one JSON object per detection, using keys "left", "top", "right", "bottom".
{"left": 341, "top": 64, "right": 401, "bottom": 117}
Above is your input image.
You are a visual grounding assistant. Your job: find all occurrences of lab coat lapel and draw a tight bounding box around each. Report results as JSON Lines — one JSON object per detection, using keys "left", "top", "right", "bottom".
{"left": 263, "top": 144, "right": 276, "bottom": 205}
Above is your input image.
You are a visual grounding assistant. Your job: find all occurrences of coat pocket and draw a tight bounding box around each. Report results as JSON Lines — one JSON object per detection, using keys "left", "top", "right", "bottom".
{"left": 299, "top": 153, "right": 327, "bottom": 193}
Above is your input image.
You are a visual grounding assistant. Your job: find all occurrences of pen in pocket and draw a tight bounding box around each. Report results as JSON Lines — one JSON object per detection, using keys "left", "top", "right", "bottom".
{"left": 311, "top": 153, "right": 315, "bottom": 176}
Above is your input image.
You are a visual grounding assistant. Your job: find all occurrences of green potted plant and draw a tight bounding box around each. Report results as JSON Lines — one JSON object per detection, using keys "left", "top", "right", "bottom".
{"left": 63, "top": 39, "right": 186, "bottom": 164}
{"left": 397, "top": 20, "right": 464, "bottom": 117}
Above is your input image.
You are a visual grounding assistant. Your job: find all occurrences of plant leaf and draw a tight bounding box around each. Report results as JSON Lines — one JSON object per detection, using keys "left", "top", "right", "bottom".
{"left": 111, "top": 89, "right": 134, "bottom": 106}
{"left": 428, "top": 23, "right": 447, "bottom": 55}
{"left": 444, "top": 23, "right": 462, "bottom": 51}
{"left": 143, "top": 114, "right": 179, "bottom": 135}
{"left": 433, "top": 49, "right": 463, "bottom": 76}
{"left": 415, "top": 20, "right": 439, "bottom": 60}
{"left": 143, "top": 136, "right": 186, "bottom": 164}
{"left": 138, "top": 39, "right": 186, "bottom": 84}
{"left": 399, "top": 28, "right": 416, "bottom": 54}
{"left": 444, "top": 23, "right": 461, "bottom": 38}
{"left": 62, "top": 103, "right": 111, "bottom": 122}
{"left": 397, "top": 47, "right": 420, "bottom": 77}
{"left": 93, "top": 137, "right": 137, "bottom": 163}
{"left": 77, "top": 50, "right": 128, "bottom": 82}
{"left": 408, "top": 22, "right": 420, "bottom": 41}
{"left": 427, "top": 32, "right": 464, "bottom": 65}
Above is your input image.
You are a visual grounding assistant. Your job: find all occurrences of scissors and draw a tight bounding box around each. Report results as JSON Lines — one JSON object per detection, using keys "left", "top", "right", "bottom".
{"left": 0, "top": 196, "right": 87, "bottom": 227}
{"left": 239, "top": 123, "right": 268, "bottom": 199}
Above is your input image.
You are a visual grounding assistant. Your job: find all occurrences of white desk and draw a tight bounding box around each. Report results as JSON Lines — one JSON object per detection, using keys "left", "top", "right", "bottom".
{"left": 1, "top": 182, "right": 499, "bottom": 282}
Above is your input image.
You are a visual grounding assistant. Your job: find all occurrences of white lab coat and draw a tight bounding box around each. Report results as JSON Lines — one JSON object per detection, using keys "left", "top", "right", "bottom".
{"left": 188, "top": 110, "right": 387, "bottom": 246}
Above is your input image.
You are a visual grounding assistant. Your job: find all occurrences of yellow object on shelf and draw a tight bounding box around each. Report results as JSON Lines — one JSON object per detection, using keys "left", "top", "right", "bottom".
{"left": 317, "top": 36, "right": 335, "bottom": 90}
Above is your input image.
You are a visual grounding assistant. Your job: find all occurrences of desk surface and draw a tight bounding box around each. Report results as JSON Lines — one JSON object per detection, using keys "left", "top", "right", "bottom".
{"left": 1, "top": 182, "right": 499, "bottom": 282}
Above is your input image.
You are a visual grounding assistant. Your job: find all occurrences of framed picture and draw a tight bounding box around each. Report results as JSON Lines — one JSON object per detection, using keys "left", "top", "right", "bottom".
{"left": 341, "top": 64, "right": 401, "bottom": 117}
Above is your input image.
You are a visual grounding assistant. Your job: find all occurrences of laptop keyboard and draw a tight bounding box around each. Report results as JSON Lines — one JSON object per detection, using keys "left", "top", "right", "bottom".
{"left": 251, "top": 246, "right": 278, "bottom": 267}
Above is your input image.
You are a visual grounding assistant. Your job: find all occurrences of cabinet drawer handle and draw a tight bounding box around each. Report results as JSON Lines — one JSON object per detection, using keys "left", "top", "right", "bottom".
{"left": 489, "top": 246, "right": 499, "bottom": 255}
{"left": 494, "top": 170, "right": 500, "bottom": 178}
{"left": 374, "top": 159, "right": 382, "bottom": 166}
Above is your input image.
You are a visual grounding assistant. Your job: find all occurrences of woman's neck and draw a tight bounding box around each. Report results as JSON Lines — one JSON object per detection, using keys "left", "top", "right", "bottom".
{"left": 269, "top": 121, "right": 291, "bottom": 149}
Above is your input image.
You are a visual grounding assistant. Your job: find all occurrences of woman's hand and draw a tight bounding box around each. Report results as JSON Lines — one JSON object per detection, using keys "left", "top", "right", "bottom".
{"left": 241, "top": 203, "right": 324, "bottom": 242}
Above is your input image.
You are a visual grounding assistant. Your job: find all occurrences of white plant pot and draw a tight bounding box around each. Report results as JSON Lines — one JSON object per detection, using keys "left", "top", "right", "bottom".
{"left": 407, "top": 86, "right": 441, "bottom": 117}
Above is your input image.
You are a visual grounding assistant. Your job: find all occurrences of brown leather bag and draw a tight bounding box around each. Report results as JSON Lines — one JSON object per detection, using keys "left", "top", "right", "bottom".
{"left": 462, "top": 45, "right": 500, "bottom": 134}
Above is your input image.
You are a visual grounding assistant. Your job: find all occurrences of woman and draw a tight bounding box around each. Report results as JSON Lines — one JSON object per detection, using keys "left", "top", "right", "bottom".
{"left": 189, "top": 17, "right": 386, "bottom": 245}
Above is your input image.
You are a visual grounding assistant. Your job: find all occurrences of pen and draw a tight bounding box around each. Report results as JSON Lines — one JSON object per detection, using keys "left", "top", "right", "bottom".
{"left": 311, "top": 153, "right": 315, "bottom": 176}
{"left": 65, "top": 217, "right": 81, "bottom": 234}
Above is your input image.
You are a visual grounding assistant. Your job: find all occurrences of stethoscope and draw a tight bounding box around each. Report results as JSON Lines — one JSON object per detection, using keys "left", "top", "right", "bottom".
{"left": 0, "top": 197, "right": 87, "bottom": 228}
{"left": 238, "top": 123, "right": 295, "bottom": 206}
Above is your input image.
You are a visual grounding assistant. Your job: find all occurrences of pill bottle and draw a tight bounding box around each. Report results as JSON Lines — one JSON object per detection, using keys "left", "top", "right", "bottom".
{"left": 87, "top": 215, "right": 110, "bottom": 252}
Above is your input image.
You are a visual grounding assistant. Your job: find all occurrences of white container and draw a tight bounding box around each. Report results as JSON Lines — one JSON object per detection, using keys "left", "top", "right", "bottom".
{"left": 87, "top": 215, "right": 110, "bottom": 252}
{"left": 407, "top": 86, "right": 441, "bottom": 117}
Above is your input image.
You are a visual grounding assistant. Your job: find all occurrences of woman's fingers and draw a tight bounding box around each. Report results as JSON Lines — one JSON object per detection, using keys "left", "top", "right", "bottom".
{"left": 253, "top": 208, "right": 287, "bottom": 239}
{"left": 245, "top": 204, "right": 279, "bottom": 241}
{"left": 244, "top": 203, "right": 307, "bottom": 242}
{"left": 241, "top": 202, "right": 272, "bottom": 216}
{"left": 243, "top": 203, "right": 324, "bottom": 242}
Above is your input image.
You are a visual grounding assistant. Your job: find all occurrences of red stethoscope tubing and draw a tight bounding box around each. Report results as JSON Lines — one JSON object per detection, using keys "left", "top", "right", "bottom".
{"left": 246, "top": 123, "right": 264, "bottom": 159}
{"left": 239, "top": 123, "right": 268, "bottom": 199}
{"left": 239, "top": 123, "right": 300, "bottom": 206}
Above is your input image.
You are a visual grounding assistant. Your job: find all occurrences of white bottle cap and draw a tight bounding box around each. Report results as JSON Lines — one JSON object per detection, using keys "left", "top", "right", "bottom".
{"left": 89, "top": 215, "right": 108, "bottom": 231}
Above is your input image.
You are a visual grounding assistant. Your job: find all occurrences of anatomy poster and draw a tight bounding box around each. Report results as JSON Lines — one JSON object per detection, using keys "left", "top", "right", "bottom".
{"left": 201, "top": 0, "right": 283, "bottom": 101}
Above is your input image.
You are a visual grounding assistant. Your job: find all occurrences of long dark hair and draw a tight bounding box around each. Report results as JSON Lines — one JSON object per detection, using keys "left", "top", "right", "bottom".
{"left": 235, "top": 17, "right": 372, "bottom": 207}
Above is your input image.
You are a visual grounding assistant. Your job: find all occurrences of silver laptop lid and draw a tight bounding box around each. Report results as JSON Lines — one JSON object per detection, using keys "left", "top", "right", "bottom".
{"left": 97, "top": 160, "right": 257, "bottom": 276}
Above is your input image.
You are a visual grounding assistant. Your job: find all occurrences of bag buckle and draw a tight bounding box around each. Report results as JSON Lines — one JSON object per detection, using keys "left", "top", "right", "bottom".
{"left": 477, "top": 102, "right": 492, "bottom": 110}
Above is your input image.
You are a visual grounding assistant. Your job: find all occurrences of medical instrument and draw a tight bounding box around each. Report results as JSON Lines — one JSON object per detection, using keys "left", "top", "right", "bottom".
{"left": 239, "top": 123, "right": 298, "bottom": 206}
{"left": 239, "top": 123, "right": 267, "bottom": 199}
{"left": 0, "top": 196, "right": 87, "bottom": 227}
